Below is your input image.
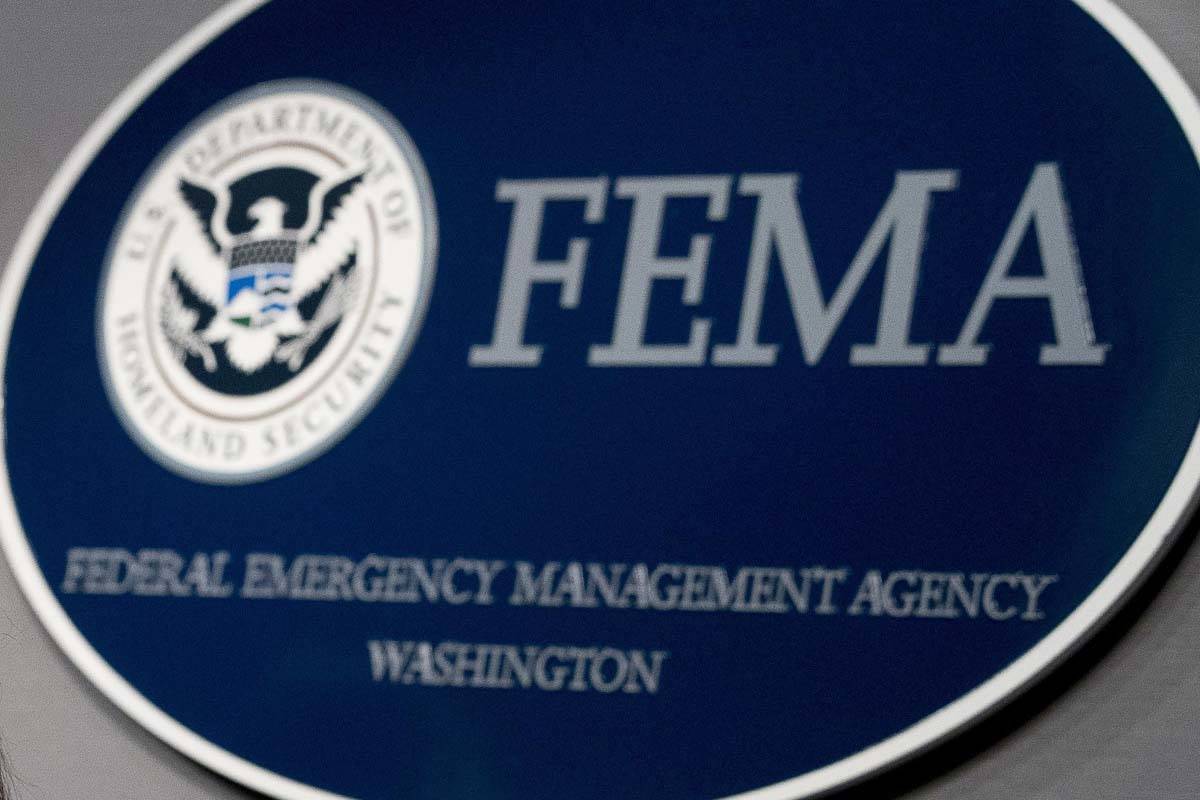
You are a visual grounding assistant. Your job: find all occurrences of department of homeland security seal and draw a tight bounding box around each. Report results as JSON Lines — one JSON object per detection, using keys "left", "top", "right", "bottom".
{"left": 98, "top": 82, "right": 436, "bottom": 482}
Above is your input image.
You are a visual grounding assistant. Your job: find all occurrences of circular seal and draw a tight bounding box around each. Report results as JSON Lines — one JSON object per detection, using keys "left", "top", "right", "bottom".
{"left": 3, "top": 2, "right": 1200, "bottom": 800}
{"left": 98, "top": 81, "right": 436, "bottom": 482}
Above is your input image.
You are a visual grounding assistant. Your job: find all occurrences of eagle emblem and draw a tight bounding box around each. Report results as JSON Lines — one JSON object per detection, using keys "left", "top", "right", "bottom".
{"left": 162, "top": 170, "right": 366, "bottom": 379}
{"left": 99, "top": 81, "right": 433, "bottom": 481}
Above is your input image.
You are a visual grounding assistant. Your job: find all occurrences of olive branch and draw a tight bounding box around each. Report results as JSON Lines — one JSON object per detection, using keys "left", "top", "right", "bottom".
{"left": 160, "top": 276, "right": 217, "bottom": 373}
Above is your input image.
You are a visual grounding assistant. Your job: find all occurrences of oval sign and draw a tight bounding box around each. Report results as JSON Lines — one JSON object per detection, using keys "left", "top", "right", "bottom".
{"left": 4, "top": 2, "right": 1200, "bottom": 799}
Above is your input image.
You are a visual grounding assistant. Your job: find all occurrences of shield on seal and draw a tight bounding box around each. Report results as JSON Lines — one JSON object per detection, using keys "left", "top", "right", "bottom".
{"left": 225, "top": 236, "right": 299, "bottom": 327}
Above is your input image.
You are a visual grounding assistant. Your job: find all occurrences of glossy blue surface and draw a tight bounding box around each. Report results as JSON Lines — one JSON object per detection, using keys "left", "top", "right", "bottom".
{"left": 6, "top": 1, "right": 1200, "bottom": 797}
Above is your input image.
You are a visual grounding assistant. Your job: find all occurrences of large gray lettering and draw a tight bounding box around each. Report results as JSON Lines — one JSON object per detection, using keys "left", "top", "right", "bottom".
{"left": 713, "top": 171, "right": 958, "bottom": 366}
{"left": 938, "top": 163, "right": 1107, "bottom": 366}
{"left": 590, "top": 176, "right": 732, "bottom": 366}
{"left": 469, "top": 178, "right": 608, "bottom": 366}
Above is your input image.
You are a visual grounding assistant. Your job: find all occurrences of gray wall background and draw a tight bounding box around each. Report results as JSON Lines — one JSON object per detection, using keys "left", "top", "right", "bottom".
{"left": 1, "top": 2, "right": 1198, "bottom": 798}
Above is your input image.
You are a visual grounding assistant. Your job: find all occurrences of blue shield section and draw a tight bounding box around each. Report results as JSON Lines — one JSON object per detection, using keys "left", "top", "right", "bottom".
{"left": 227, "top": 262, "right": 294, "bottom": 316}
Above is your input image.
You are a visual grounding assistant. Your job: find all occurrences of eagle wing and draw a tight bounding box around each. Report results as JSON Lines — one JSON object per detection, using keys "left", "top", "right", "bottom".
{"left": 291, "top": 180, "right": 366, "bottom": 302}
{"left": 170, "top": 179, "right": 229, "bottom": 309}
{"left": 298, "top": 172, "right": 365, "bottom": 243}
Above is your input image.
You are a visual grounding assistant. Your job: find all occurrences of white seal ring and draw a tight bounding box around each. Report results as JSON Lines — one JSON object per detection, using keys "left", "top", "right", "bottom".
{"left": 97, "top": 79, "right": 437, "bottom": 484}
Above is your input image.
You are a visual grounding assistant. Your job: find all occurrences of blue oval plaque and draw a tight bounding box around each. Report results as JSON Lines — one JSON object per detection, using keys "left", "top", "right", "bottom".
{"left": 4, "top": 1, "right": 1200, "bottom": 798}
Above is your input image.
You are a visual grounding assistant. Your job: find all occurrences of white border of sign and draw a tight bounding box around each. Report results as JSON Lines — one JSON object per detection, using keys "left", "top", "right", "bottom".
{"left": 1, "top": 1, "right": 1198, "bottom": 799}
